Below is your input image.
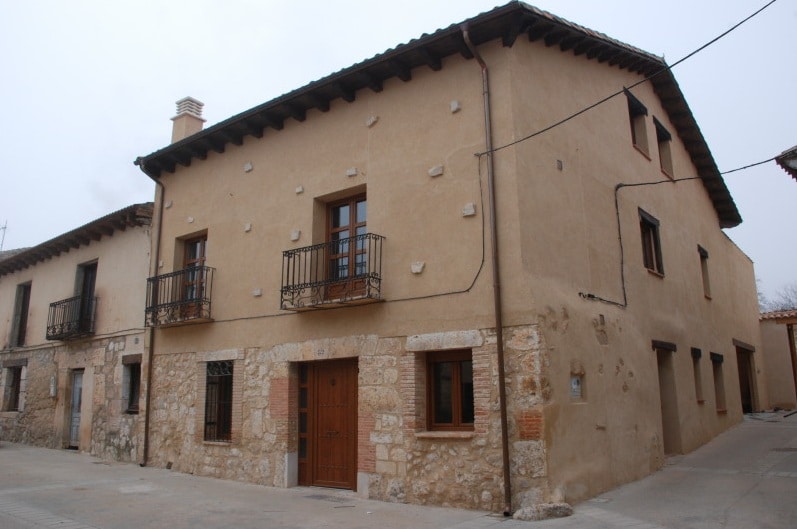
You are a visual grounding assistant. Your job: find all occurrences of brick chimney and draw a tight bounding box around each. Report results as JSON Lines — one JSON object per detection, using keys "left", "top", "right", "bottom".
{"left": 171, "top": 96, "right": 205, "bottom": 143}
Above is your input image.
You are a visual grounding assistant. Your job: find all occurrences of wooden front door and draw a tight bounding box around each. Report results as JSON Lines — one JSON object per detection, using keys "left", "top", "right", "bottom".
{"left": 298, "top": 359, "right": 358, "bottom": 490}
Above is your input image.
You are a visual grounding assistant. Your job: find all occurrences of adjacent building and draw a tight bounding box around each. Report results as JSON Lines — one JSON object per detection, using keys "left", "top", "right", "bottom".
{"left": 760, "top": 310, "right": 797, "bottom": 410}
{"left": 0, "top": 203, "right": 153, "bottom": 462}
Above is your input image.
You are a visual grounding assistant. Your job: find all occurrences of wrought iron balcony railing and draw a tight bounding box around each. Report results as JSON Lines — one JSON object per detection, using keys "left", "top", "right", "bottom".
{"left": 281, "top": 233, "right": 384, "bottom": 311}
{"left": 145, "top": 265, "right": 215, "bottom": 327}
{"left": 47, "top": 295, "right": 97, "bottom": 340}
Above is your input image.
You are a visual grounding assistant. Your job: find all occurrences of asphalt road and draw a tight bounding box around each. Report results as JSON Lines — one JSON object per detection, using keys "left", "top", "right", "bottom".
{"left": 1, "top": 411, "right": 795, "bottom": 528}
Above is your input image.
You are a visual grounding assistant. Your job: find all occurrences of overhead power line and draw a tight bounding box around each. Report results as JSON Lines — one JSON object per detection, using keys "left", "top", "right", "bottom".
{"left": 478, "top": 0, "right": 778, "bottom": 156}
{"left": 720, "top": 156, "right": 777, "bottom": 175}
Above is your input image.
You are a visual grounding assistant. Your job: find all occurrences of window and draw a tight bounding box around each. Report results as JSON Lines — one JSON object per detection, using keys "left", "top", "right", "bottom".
{"left": 3, "top": 366, "right": 25, "bottom": 411}
{"left": 710, "top": 353, "right": 726, "bottom": 412}
{"left": 654, "top": 117, "right": 674, "bottom": 176}
{"left": 76, "top": 261, "right": 98, "bottom": 332}
{"left": 625, "top": 89, "right": 649, "bottom": 155}
{"left": 639, "top": 209, "right": 664, "bottom": 275}
{"left": 427, "top": 350, "right": 474, "bottom": 431}
{"left": 204, "top": 360, "right": 233, "bottom": 442}
{"left": 326, "top": 195, "right": 367, "bottom": 299}
{"left": 184, "top": 235, "right": 207, "bottom": 301}
{"left": 10, "top": 283, "right": 32, "bottom": 347}
{"left": 122, "top": 355, "right": 141, "bottom": 414}
{"left": 698, "top": 245, "right": 711, "bottom": 299}
{"left": 691, "top": 348, "right": 704, "bottom": 403}
{"left": 182, "top": 235, "right": 208, "bottom": 319}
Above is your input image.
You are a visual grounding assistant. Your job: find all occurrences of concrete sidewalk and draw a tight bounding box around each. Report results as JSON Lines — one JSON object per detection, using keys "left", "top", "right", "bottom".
{"left": 1, "top": 411, "right": 796, "bottom": 528}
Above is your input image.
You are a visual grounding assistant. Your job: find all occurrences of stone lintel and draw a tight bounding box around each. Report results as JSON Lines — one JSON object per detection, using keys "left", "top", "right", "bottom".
{"left": 196, "top": 349, "right": 244, "bottom": 362}
{"left": 405, "top": 330, "right": 483, "bottom": 352}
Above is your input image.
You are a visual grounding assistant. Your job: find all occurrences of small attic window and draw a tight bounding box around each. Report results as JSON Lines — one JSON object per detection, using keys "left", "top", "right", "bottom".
{"left": 654, "top": 117, "right": 674, "bottom": 177}
{"left": 625, "top": 89, "right": 649, "bottom": 156}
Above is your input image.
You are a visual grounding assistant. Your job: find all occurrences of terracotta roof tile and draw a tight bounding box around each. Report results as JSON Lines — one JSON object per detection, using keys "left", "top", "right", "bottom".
{"left": 760, "top": 309, "right": 797, "bottom": 321}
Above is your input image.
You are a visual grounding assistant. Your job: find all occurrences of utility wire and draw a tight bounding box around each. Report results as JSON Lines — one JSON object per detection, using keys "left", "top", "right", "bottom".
{"left": 478, "top": 0, "right": 778, "bottom": 157}
{"left": 721, "top": 156, "right": 777, "bottom": 175}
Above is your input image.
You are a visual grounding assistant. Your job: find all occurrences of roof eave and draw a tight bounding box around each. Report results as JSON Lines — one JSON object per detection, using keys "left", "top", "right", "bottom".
{"left": 135, "top": 1, "right": 740, "bottom": 227}
{"left": 0, "top": 203, "right": 154, "bottom": 277}
{"left": 775, "top": 145, "right": 797, "bottom": 181}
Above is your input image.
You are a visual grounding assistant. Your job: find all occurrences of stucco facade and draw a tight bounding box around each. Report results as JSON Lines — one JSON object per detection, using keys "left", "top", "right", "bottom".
{"left": 0, "top": 204, "right": 152, "bottom": 462}
{"left": 134, "top": 3, "right": 763, "bottom": 513}
{"left": 760, "top": 312, "right": 797, "bottom": 410}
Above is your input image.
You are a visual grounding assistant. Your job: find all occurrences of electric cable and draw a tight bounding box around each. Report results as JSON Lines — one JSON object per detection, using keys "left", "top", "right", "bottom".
{"left": 477, "top": 0, "right": 778, "bottom": 157}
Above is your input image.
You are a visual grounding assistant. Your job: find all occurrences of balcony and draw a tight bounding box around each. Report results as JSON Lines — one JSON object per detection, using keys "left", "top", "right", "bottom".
{"left": 281, "top": 233, "right": 384, "bottom": 311}
{"left": 47, "top": 295, "right": 97, "bottom": 340}
{"left": 145, "top": 265, "right": 215, "bottom": 327}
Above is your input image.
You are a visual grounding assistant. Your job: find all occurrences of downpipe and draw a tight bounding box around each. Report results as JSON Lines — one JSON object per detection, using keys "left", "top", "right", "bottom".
{"left": 134, "top": 157, "right": 163, "bottom": 467}
{"left": 461, "top": 25, "right": 512, "bottom": 516}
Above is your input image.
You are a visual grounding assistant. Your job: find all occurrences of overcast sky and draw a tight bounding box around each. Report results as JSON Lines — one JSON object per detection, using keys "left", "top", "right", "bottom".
{"left": 1, "top": 0, "right": 794, "bottom": 299}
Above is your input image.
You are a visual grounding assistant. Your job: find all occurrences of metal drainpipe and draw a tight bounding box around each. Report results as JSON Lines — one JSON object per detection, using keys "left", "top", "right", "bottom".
{"left": 461, "top": 25, "right": 512, "bottom": 516}
{"left": 134, "top": 157, "right": 163, "bottom": 467}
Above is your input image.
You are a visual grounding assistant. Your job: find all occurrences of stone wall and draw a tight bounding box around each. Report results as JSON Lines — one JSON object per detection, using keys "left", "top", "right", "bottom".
{"left": 148, "top": 325, "right": 549, "bottom": 512}
{"left": 88, "top": 336, "right": 142, "bottom": 462}
{"left": 0, "top": 332, "right": 144, "bottom": 464}
{"left": 0, "top": 349, "right": 58, "bottom": 447}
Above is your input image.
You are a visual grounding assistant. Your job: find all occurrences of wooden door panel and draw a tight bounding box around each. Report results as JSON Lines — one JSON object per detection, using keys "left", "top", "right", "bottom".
{"left": 303, "top": 359, "right": 357, "bottom": 490}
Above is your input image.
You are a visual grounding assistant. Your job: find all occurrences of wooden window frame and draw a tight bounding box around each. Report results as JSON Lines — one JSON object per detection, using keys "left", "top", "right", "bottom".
{"left": 326, "top": 194, "right": 367, "bottom": 299}
{"left": 654, "top": 117, "right": 674, "bottom": 177}
{"left": 639, "top": 208, "right": 664, "bottom": 275}
{"left": 181, "top": 235, "right": 208, "bottom": 318}
{"left": 625, "top": 89, "right": 649, "bottom": 156}
{"left": 426, "top": 350, "right": 474, "bottom": 432}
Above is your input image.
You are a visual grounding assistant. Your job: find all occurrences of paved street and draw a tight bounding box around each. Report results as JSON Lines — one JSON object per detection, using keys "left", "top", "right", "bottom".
{"left": 1, "top": 412, "right": 796, "bottom": 529}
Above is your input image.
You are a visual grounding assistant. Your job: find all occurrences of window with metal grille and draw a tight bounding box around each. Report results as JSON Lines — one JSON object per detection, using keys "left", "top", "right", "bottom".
{"left": 204, "top": 360, "right": 233, "bottom": 442}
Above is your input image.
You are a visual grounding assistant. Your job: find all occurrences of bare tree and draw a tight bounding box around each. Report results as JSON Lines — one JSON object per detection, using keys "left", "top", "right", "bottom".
{"left": 765, "top": 282, "right": 797, "bottom": 311}
{"left": 757, "top": 278, "right": 769, "bottom": 311}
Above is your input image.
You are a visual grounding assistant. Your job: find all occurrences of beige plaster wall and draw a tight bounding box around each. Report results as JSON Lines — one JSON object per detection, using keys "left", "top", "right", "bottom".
{"left": 760, "top": 320, "right": 797, "bottom": 409}
{"left": 0, "top": 225, "right": 149, "bottom": 461}
{"left": 500, "top": 38, "right": 763, "bottom": 503}
{"left": 0, "top": 226, "right": 151, "bottom": 347}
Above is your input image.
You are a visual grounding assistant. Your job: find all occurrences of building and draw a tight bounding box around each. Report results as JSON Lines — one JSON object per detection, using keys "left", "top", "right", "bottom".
{"left": 133, "top": 2, "right": 763, "bottom": 513}
{"left": 0, "top": 203, "right": 153, "bottom": 461}
{"left": 760, "top": 310, "right": 797, "bottom": 409}
{"left": 775, "top": 145, "right": 797, "bottom": 181}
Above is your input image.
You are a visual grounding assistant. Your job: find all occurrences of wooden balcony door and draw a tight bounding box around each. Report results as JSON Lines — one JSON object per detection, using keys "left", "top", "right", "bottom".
{"left": 298, "top": 359, "right": 358, "bottom": 490}
{"left": 326, "top": 196, "right": 366, "bottom": 300}
{"left": 78, "top": 262, "right": 97, "bottom": 332}
{"left": 182, "top": 235, "right": 207, "bottom": 318}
